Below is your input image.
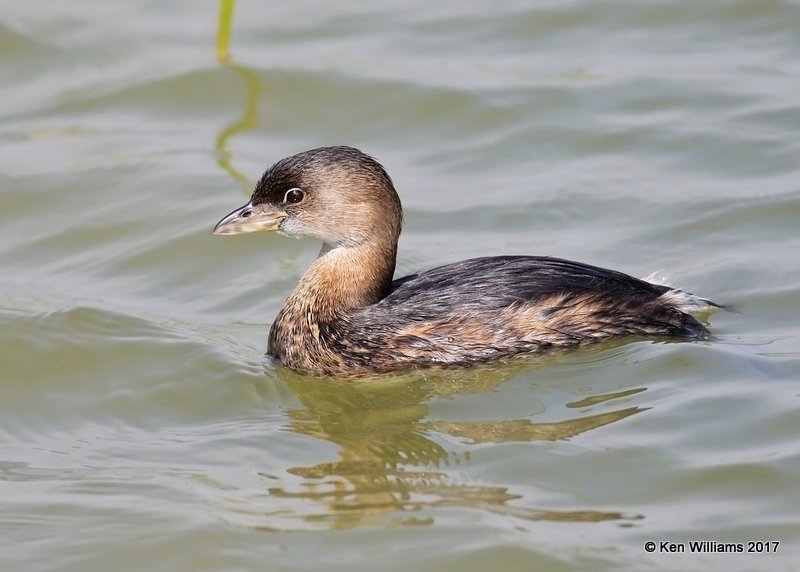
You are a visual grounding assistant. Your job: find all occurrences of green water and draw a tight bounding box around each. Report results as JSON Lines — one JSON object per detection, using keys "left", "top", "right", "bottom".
{"left": 2, "top": 2, "right": 799, "bottom": 571}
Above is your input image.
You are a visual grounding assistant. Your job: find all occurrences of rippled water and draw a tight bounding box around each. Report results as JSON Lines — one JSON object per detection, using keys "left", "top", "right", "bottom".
{"left": 2, "top": 1, "right": 800, "bottom": 570}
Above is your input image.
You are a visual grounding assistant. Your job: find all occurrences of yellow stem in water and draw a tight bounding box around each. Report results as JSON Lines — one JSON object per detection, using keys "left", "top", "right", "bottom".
{"left": 216, "top": 0, "right": 235, "bottom": 63}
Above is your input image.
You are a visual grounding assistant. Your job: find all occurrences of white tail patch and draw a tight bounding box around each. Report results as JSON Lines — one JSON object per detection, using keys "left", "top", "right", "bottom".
{"left": 642, "top": 271, "right": 715, "bottom": 313}
{"left": 659, "top": 289, "right": 716, "bottom": 313}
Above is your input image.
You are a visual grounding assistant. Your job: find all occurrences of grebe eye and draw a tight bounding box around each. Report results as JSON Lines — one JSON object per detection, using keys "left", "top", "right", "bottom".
{"left": 284, "top": 188, "right": 305, "bottom": 204}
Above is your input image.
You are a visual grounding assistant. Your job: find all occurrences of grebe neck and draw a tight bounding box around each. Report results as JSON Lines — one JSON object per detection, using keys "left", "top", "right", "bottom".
{"left": 285, "top": 240, "right": 397, "bottom": 318}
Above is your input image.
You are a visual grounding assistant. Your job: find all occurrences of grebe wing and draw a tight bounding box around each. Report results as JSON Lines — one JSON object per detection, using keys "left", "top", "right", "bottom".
{"left": 382, "top": 256, "right": 670, "bottom": 313}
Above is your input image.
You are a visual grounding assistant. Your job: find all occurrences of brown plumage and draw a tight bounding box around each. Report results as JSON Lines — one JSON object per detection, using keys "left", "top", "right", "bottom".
{"left": 214, "top": 146, "right": 718, "bottom": 377}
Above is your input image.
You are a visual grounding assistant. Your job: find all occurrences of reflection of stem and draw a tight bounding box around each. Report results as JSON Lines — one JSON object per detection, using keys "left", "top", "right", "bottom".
{"left": 214, "top": 64, "right": 261, "bottom": 188}
{"left": 215, "top": 0, "right": 261, "bottom": 191}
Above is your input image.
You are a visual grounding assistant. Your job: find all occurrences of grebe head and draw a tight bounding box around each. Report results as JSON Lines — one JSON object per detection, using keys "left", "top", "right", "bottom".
{"left": 213, "top": 146, "right": 402, "bottom": 249}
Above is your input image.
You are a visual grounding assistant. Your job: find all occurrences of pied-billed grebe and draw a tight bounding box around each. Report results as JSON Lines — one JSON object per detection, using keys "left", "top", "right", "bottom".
{"left": 214, "top": 146, "right": 718, "bottom": 376}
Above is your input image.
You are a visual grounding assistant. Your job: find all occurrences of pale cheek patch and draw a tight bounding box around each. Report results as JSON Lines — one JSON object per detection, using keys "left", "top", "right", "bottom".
{"left": 277, "top": 218, "right": 309, "bottom": 239}
{"left": 280, "top": 218, "right": 343, "bottom": 245}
